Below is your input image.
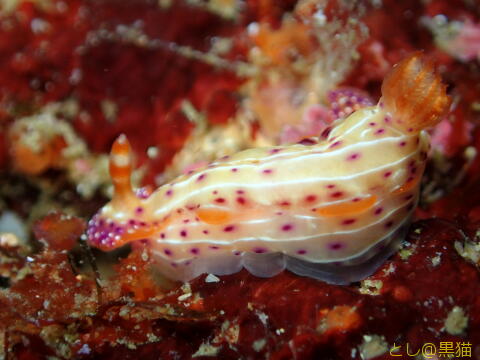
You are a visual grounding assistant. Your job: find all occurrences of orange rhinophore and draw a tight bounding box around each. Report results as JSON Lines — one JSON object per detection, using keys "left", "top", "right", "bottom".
{"left": 109, "top": 134, "right": 135, "bottom": 201}
{"left": 381, "top": 52, "right": 451, "bottom": 133}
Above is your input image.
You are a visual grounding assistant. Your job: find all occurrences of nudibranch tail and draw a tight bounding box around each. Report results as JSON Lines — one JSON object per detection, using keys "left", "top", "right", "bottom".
{"left": 109, "top": 134, "right": 135, "bottom": 203}
{"left": 381, "top": 52, "right": 451, "bottom": 133}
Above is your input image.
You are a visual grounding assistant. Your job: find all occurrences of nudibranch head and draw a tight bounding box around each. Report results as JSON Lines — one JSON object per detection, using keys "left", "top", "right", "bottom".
{"left": 87, "top": 53, "right": 451, "bottom": 284}
{"left": 87, "top": 135, "right": 158, "bottom": 251}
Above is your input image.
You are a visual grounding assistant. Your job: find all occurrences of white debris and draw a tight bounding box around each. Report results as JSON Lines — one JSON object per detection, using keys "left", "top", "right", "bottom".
{"left": 0, "top": 211, "right": 27, "bottom": 245}
{"left": 444, "top": 306, "right": 468, "bottom": 335}
{"left": 205, "top": 274, "right": 220, "bottom": 283}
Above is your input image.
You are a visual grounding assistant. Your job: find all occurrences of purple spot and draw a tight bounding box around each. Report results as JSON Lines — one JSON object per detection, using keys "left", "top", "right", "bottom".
{"left": 321, "top": 126, "right": 332, "bottom": 138}
{"left": 374, "top": 207, "right": 383, "bottom": 215}
{"left": 220, "top": 155, "right": 230, "bottom": 161}
{"left": 215, "top": 197, "right": 226, "bottom": 204}
{"left": 399, "top": 141, "right": 406, "bottom": 147}
{"left": 209, "top": 245, "right": 219, "bottom": 250}
{"left": 281, "top": 224, "right": 294, "bottom": 231}
{"left": 326, "top": 184, "right": 336, "bottom": 189}
{"left": 223, "top": 225, "right": 235, "bottom": 232}
{"left": 213, "top": 190, "right": 218, "bottom": 195}
{"left": 262, "top": 169, "right": 273, "bottom": 175}
{"left": 180, "top": 230, "right": 188, "bottom": 237}
{"left": 369, "top": 122, "right": 376, "bottom": 127}
{"left": 328, "top": 242, "right": 345, "bottom": 251}
{"left": 253, "top": 247, "right": 267, "bottom": 254}
{"left": 347, "top": 153, "right": 361, "bottom": 161}
{"left": 196, "top": 173, "right": 206, "bottom": 182}
{"left": 407, "top": 127, "right": 414, "bottom": 132}
{"left": 279, "top": 201, "right": 291, "bottom": 207}
{"left": 269, "top": 148, "right": 281, "bottom": 154}
{"left": 135, "top": 206, "right": 144, "bottom": 215}
{"left": 385, "top": 221, "right": 394, "bottom": 228}
{"left": 342, "top": 218, "right": 356, "bottom": 225}
{"left": 296, "top": 249, "right": 307, "bottom": 255}
{"left": 231, "top": 168, "right": 238, "bottom": 172}
{"left": 384, "top": 171, "right": 392, "bottom": 178}
{"left": 190, "top": 248, "right": 200, "bottom": 255}
{"left": 236, "top": 190, "right": 245, "bottom": 194}
{"left": 183, "top": 219, "right": 190, "bottom": 224}
{"left": 160, "top": 233, "right": 166, "bottom": 239}
{"left": 298, "top": 138, "right": 317, "bottom": 145}
{"left": 375, "top": 128, "right": 385, "bottom": 135}
{"left": 331, "top": 191, "right": 344, "bottom": 198}
{"left": 164, "top": 248, "right": 172, "bottom": 256}
{"left": 139, "top": 221, "right": 147, "bottom": 227}
{"left": 171, "top": 262, "right": 178, "bottom": 268}
{"left": 202, "top": 229, "right": 209, "bottom": 235}
{"left": 234, "top": 251, "right": 242, "bottom": 256}
{"left": 384, "top": 116, "right": 391, "bottom": 123}
{"left": 166, "top": 189, "right": 173, "bottom": 197}
{"left": 236, "top": 197, "right": 246, "bottom": 205}
{"left": 329, "top": 141, "right": 342, "bottom": 148}
{"left": 135, "top": 187, "right": 151, "bottom": 199}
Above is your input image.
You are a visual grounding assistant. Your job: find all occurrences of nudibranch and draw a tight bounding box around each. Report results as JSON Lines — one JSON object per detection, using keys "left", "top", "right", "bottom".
{"left": 87, "top": 53, "right": 450, "bottom": 284}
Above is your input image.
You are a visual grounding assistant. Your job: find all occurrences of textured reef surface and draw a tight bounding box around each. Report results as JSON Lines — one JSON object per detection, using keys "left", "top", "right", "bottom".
{"left": 1, "top": 0, "right": 480, "bottom": 359}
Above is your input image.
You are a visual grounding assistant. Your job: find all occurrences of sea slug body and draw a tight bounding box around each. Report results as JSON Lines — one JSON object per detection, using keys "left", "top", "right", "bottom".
{"left": 87, "top": 53, "right": 451, "bottom": 284}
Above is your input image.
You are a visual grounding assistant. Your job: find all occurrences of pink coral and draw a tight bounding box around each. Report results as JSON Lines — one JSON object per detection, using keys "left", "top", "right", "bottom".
{"left": 279, "top": 104, "right": 334, "bottom": 144}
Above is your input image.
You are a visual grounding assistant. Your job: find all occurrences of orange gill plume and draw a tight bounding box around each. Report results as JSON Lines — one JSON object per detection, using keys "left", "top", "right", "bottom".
{"left": 381, "top": 52, "right": 451, "bottom": 133}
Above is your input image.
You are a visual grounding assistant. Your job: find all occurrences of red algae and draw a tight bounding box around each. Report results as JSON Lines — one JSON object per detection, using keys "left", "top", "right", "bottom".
{"left": 33, "top": 212, "right": 86, "bottom": 251}
{"left": 112, "top": 248, "right": 162, "bottom": 301}
{"left": 3, "top": 203, "right": 480, "bottom": 358}
{"left": 1, "top": 0, "right": 480, "bottom": 359}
